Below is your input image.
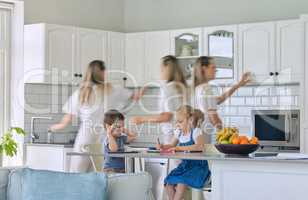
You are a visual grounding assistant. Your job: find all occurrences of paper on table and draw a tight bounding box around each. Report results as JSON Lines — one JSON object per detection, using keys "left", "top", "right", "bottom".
{"left": 276, "top": 153, "right": 308, "bottom": 160}
{"left": 252, "top": 153, "right": 308, "bottom": 160}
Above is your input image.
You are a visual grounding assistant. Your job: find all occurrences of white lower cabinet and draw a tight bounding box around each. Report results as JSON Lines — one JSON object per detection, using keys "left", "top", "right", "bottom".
{"left": 25, "top": 145, "right": 73, "bottom": 172}
{"left": 212, "top": 160, "right": 308, "bottom": 200}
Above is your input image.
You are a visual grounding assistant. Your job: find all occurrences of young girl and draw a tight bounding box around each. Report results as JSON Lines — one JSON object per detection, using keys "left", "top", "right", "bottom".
{"left": 157, "top": 105, "right": 210, "bottom": 200}
{"left": 103, "top": 109, "right": 136, "bottom": 173}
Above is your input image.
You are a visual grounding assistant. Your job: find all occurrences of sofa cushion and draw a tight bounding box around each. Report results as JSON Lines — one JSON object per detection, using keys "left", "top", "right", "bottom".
{"left": 0, "top": 168, "right": 10, "bottom": 200}
{"left": 7, "top": 168, "right": 23, "bottom": 200}
{"left": 8, "top": 168, "right": 108, "bottom": 200}
{"left": 107, "top": 172, "right": 153, "bottom": 200}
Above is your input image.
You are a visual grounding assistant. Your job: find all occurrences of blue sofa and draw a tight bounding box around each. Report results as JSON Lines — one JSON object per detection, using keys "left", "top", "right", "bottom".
{"left": 0, "top": 167, "right": 154, "bottom": 200}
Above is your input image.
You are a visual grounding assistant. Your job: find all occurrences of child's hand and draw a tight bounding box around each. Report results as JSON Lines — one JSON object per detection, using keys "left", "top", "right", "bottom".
{"left": 156, "top": 143, "right": 162, "bottom": 150}
{"left": 106, "top": 125, "right": 114, "bottom": 137}
{"left": 168, "top": 147, "right": 177, "bottom": 152}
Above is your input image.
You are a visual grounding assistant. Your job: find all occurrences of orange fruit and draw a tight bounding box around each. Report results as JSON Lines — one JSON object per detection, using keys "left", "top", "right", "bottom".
{"left": 239, "top": 136, "right": 249, "bottom": 144}
{"left": 240, "top": 140, "right": 249, "bottom": 144}
{"left": 232, "top": 137, "right": 240, "bottom": 145}
{"left": 250, "top": 137, "right": 259, "bottom": 144}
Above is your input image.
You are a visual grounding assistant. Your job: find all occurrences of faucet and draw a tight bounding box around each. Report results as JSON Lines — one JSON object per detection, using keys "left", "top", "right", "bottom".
{"left": 30, "top": 117, "right": 53, "bottom": 143}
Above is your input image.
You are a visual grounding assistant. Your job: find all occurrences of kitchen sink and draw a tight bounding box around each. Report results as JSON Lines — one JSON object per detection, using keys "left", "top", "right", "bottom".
{"left": 27, "top": 142, "right": 74, "bottom": 147}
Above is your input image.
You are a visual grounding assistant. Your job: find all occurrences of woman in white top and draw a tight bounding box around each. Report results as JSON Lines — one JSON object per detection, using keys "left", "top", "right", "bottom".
{"left": 131, "top": 55, "right": 188, "bottom": 199}
{"left": 50, "top": 60, "right": 144, "bottom": 172}
{"left": 193, "top": 56, "right": 251, "bottom": 141}
{"left": 131, "top": 55, "right": 188, "bottom": 143}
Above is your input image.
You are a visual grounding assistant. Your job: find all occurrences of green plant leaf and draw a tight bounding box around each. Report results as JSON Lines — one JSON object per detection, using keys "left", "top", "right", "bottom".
{"left": 10, "top": 127, "right": 26, "bottom": 136}
{"left": 0, "top": 127, "right": 26, "bottom": 157}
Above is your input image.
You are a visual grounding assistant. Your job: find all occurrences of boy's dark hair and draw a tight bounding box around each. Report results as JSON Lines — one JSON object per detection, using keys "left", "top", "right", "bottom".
{"left": 104, "top": 110, "right": 125, "bottom": 127}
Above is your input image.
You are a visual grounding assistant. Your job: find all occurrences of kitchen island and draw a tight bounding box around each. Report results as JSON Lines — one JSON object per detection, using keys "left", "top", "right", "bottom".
{"left": 67, "top": 151, "right": 308, "bottom": 200}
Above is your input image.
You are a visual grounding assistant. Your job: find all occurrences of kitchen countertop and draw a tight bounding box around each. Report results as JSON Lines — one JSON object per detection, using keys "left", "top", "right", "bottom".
{"left": 66, "top": 151, "right": 308, "bottom": 164}
{"left": 25, "top": 143, "right": 74, "bottom": 148}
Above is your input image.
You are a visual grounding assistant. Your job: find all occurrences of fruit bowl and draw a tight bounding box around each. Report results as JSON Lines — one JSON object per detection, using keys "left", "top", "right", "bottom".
{"left": 215, "top": 144, "right": 260, "bottom": 155}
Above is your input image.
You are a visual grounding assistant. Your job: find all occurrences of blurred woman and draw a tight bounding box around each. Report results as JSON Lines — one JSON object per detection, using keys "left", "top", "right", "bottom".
{"left": 50, "top": 60, "right": 144, "bottom": 172}
{"left": 130, "top": 55, "right": 188, "bottom": 199}
{"left": 131, "top": 55, "right": 188, "bottom": 143}
{"left": 193, "top": 56, "right": 251, "bottom": 141}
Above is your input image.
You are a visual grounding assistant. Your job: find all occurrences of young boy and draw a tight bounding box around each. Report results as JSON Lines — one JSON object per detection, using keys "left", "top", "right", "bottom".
{"left": 103, "top": 109, "right": 136, "bottom": 173}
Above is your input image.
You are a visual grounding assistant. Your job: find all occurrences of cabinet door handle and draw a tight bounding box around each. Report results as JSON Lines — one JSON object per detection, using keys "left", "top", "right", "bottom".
{"left": 269, "top": 72, "right": 274, "bottom": 76}
{"left": 123, "top": 77, "right": 127, "bottom": 81}
{"left": 74, "top": 73, "right": 78, "bottom": 77}
{"left": 275, "top": 72, "right": 279, "bottom": 76}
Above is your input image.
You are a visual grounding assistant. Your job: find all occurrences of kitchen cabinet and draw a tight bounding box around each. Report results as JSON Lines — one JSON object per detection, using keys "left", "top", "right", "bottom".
{"left": 170, "top": 28, "right": 203, "bottom": 80}
{"left": 76, "top": 28, "right": 108, "bottom": 79}
{"left": 276, "top": 19, "right": 304, "bottom": 83}
{"left": 107, "top": 32, "right": 125, "bottom": 84}
{"left": 203, "top": 25, "right": 238, "bottom": 83}
{"left": 124, "top": 31, "right": 171, "bottom": 87}
{"left": 24, "top": 24, "right": 124, "bottom": 84}
{"left": 125, "top": 33, "right": 146, "bottom": 87}
{"left": 25, "top": 144, "right": 73, "bottom": 172}
{"left": 145, "top": 31, "right": 171, "bottom": 84}
{"left": 46, "top": 24, "right": 77, "bottom": 83}
{"left": 170, "top": 28, "right": 203, "bottom": 58}
{"left": 24, "top": 24, "right": 77, "bottom": 83}
{"left": 239, "top": 22, "right": 276, "bottom": 83}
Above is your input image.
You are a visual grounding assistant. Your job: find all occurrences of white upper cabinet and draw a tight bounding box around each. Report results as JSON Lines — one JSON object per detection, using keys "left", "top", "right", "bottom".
{"left": 107, "top": 32, "right": 125, "bottom": 83}
{"left": 45, "top": 24, "right": 77, "bottom": 83}
{"left": 76, "top": 28, "right": 108, "bottom": 81}
{"left": 24, "top": 24, "right": 125, "bottom": 84}
{"left": 170, "top": 28, "right": 203, "bottom": 57}
{"left": 145, "top": 31, "right": 170, "bottom": 84}
{"left": 203, "top": 25, "right": 238, "bottom": 83}
{"left": 125, "top": 33, "right": 146, "bottom": 87}
{"left": 170, "top": 28, "right": 203, "bottom": 81}
{"left": 239, "top": 22, "right": 276, "bottom": 83}
{"left": 24, "top": 24, "right": 77, "bottom": 83}
{"left": 276, "top": 19, "right": 304, "bottom": 83}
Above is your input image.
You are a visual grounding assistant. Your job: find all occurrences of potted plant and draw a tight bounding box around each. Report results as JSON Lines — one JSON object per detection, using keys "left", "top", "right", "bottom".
{"left": 0, "top": 127, "right": 26, "bottom": 157}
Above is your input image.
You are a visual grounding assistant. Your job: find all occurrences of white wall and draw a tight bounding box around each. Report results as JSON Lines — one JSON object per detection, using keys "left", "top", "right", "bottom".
{"left": 124, "top": 0, "right": 308, "bottom": 32}
{"left": 23, "top": 0, "right": 124, "bottom": 31}
{"left": 23, "top": 0, "right": 308, "bottom": 32}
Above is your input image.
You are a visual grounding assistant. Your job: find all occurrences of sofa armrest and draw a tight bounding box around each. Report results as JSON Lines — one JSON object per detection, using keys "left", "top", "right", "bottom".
{"left": 107, "top": 172, "right": 154, "bottom": 200}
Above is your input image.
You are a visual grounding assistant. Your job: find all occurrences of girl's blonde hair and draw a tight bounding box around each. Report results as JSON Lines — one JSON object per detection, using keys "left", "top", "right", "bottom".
{"left": 176, "top": 105, "right": 204, "bottom": 128}
{"left": 79, "top": 60, "right": 111, "bottom": 105}
{"left": 193, "top": 56, "right": 214, "bottom": 87}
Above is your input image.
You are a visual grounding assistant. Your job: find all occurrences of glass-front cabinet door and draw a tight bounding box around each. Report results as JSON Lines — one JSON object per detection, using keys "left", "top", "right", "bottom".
{"left": 170, "top": 28, "right": 203, "bottom": 80}
{"left": 203, "top": 25, "right": 238, "bottom": 83}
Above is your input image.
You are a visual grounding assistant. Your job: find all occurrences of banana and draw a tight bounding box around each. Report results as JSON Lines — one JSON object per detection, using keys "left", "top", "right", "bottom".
{"left": 216, "top": 127, "right": 240, "bottom": 144}
{"left": 229, "top": 133, "right": 239, "bottom": 143}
